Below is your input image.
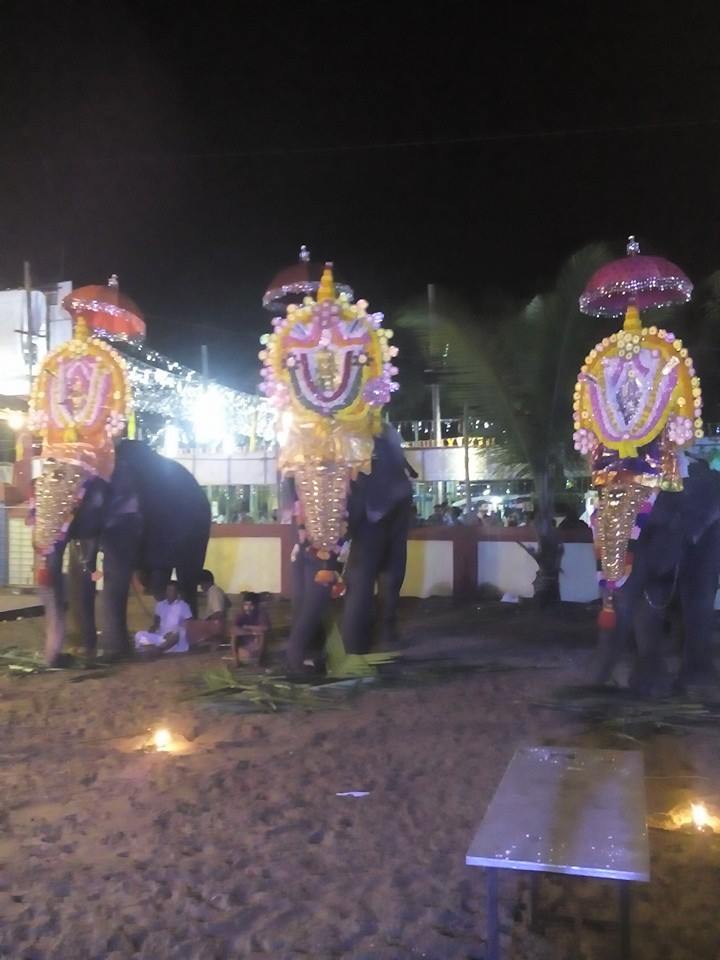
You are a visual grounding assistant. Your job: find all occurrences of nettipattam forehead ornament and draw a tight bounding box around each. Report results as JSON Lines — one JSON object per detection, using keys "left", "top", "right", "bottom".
{"left": 574, "top": 237, "right": 700, "bottom": 629}
{"left": 259, "top": 262, "right": 398, "bottom": 555}
{"left": 28, "top": 315, "right": 132, "bottom": 565}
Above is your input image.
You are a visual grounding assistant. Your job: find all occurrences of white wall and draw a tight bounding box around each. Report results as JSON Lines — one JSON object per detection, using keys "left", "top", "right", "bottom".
{"left": 172, "top": 453, "right": 278, "bottom": 486}
{"left": 477, "top": 540, "right": 601, "bottom": 602}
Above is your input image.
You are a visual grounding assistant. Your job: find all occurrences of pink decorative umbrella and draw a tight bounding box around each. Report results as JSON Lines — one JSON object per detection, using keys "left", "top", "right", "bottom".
{"left": 580, "top": 236, "right": 692, "bottom": 317}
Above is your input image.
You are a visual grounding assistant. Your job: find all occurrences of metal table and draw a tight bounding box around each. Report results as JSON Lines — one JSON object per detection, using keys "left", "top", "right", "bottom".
{"left": 466, "top": 746, "right": 650, "bottom": 959}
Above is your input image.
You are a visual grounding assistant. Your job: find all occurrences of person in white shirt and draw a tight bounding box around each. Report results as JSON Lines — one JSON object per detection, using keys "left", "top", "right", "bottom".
{"left": 134, "top": 582, "right": 192, "bottom": 654}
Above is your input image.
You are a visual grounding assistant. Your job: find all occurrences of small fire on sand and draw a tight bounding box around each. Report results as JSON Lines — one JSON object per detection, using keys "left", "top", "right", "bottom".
{"left": 691, "top": 802, "right": 711, "bottom": 831}
{"left": 669, "top": 800, "right": 720, "bottom": 833}
{"left": 152, "top": 727, "right": 173, "bottom": 752}
{"left": 649, "top": 798, "right": 720, "bottom": 834}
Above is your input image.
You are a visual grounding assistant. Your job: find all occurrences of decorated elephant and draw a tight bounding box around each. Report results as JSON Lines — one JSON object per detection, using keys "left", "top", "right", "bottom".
{"left": 37, "top": 440, "right": 211, "bottom": 665}
{"left": 592, "top": 460, "right": 720, "bottom": 695}
{"left": 258, "top": 262, "right": 410, "bottom": 672}
{"left": 27, "top": 314, "right": 210, "bottom": 665}
{"left": 575, "top": 239, "right": 711, "bottom": 695}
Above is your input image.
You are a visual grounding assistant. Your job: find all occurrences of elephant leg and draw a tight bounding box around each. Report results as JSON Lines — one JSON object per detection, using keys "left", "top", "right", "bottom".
{"left": 629, "top": 588, "right": 673, "bottom": 698}
{"left": 148, "top": 567, "right": 172, "bottom": 603}
{"left": 342, "top": 524, "right": 384, "bottom": 655}
{"left": 40, "top": 543, "right": 67, "bottom": 666}
{"left": 679, "top": 531, "right": 720, "bottom": 685}
{"left": 376, "top": 499, "right": 411, "bottom": 649}
{"left": 286, "top": 567, "right": 332, "bottom": 672}
{"left": 591, "top": 584, "right": 635, "bottom": 685}
{"left": 68, "top": 539, "right": 99, "bottom": 656}
{"left": 176, "top": 541, "right": 207, "bottom": 618}
{"left": 101, "top": 518, "right": 140, "bottom": 659}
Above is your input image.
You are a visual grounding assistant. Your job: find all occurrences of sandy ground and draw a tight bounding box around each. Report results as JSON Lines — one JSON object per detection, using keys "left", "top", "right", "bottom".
{"left": 1, "top": 598, "right": 719, "bottom": 960}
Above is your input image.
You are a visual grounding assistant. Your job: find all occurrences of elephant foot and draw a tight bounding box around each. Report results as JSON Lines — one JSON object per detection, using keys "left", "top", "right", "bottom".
{"left": 285, "top": 661, "right": 324, "bottom": 683}
{"left": 589, "top": 667, "right": 618, "bottom": 687}
{"left": 96, "top": 650, "right": 134, "bottom": 665}
{"left": 677, "top": 670, "right": 720, "bottom": 700}
{"left": 45, "top": 652, "right": 79, "bottom": 669}
{"left": 628, "top": 665, "right": 674, "bottom": 700}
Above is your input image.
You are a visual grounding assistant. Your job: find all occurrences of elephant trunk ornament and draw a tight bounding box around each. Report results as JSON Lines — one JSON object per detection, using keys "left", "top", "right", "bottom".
{"left": 260, "top": 263, "right": 398, "bottom": 589}
{"left": 575, "top": 239, "right": 701, "bottom": 629}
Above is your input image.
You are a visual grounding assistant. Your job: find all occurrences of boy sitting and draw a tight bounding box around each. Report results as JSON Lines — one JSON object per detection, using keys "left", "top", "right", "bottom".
{"left": 231, "top": 592, "right": 271, "bottom": 667}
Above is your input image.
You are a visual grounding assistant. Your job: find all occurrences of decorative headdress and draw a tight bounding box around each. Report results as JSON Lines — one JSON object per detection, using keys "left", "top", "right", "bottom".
{"left": 574, "top": 238, "right": 701, "bottom": 627}
{"left": 260, "top": 263, "right": 398, "bottom": 565}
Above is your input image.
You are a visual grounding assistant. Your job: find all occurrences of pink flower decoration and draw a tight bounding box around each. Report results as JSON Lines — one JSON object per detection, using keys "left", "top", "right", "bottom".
{"left": 573, "top": 428, "right": 597, "bottom": 455}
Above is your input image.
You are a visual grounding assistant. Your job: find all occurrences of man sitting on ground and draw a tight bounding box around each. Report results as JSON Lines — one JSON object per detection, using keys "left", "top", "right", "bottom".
{"left": 186, "top": 569, "right": 230, "bottom": 646}
{"left": 134, "top": 581, "right": 192, "bottom": 654}
{"left": 231, "top": 592, "right": 271, "bottom": 667}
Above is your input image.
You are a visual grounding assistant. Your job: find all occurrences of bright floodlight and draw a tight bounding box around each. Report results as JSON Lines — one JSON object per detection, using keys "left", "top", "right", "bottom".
{"left": 163, "top": 424, "right": 180, "bottom": 458}
{"left": 191, "top": 385, "right": 227, "bottom": 446}
{"left": 7, "top": 411, "right": 24, "bottom": 431}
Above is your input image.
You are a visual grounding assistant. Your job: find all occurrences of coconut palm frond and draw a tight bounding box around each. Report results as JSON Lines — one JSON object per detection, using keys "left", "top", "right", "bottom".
{"left": 324, "top": 624, "right": 399, "bottom": 678}
{"left": 533, "top": 687, "right": 720, "bottom": 735}
{"left": 193, "top": 666, "right": 349, "bottom": 713}
{"left": 0, "top": 647, "right": 61, "bottom": 674}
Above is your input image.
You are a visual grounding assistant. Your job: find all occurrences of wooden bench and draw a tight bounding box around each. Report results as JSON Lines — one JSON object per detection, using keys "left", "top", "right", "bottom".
{"left": 466, "top": 746, "right": 650, "bottom": 959}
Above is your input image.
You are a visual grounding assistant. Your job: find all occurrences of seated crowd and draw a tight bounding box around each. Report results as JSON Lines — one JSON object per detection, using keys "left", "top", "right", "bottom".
{"left": 133, "top": 570, "right": 271, "bottom": 666}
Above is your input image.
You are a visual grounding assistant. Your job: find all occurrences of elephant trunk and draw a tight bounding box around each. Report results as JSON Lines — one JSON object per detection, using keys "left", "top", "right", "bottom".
{"left": 39, "top": 544, "right": 67, "bottom": 666}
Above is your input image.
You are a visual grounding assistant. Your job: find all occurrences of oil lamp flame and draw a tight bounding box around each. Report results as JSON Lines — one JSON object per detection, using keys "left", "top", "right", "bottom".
{"left": 691, "top": 802, "right": 709, "bottom": 830}
{"left": 152, "top": 728, "right": 172, "bottom": 751}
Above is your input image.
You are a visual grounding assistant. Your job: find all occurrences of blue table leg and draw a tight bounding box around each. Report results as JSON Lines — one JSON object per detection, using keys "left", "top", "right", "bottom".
{"left": 619, "top": 881, "right": 631, "bottom": 959}
{"left": 528, "top": 871, "right": 541, "bottom": 932}
{"left": 487, "top": 868, "right": 499, "bottom": 960}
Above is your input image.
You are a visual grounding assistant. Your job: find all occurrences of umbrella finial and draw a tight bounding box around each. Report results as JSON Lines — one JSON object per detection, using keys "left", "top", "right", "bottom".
{"left": 623, "top": 301, "right": 641, "bottom": 333}
{"left": 299, "top": 245, "right": 310, "bottom": 263}
{"left": 317, "top": 263, "right": 335, "bottom": 303}
{"left": 108, "top": 273, "right": 119, "bottom": 288}
{"left": 74, "top": 315, "right": 90, "bottom": 341}
{"left": 626, "top": 235, "right": 640, "bottom": 256}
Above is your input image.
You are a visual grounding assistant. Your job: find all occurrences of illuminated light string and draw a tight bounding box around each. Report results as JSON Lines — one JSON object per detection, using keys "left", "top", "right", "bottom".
{"left": 107, "top": 338, "right": 276, "bottom": 447}
{"left": 263, "top": 279, "right": 354, "bottom": 310}
{"left": 578, "top": 276, "right": 693, "bottom": 316}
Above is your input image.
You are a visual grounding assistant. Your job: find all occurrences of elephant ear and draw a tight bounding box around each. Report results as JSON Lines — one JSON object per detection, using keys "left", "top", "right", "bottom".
{"left": 682, "top": 472, "right": 720, "bottom": 545}
{"left": 641, "top": 494, "right": 684, "bottom": 579}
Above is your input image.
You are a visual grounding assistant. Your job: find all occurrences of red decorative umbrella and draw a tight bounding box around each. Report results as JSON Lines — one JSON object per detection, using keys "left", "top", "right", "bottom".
{"left": 580, "top": 236, "right": 693, "bottom": 317}
{"left": 63, "top": 274, "right": 146, "bottom": 341}
{"left": 263, "top": 245, "right": 353, "bottom": 312}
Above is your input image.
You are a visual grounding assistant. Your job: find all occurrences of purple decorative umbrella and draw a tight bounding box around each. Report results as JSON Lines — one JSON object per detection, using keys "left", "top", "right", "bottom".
{"left": 579, "top": 236, "right": 692, "bottom": 317}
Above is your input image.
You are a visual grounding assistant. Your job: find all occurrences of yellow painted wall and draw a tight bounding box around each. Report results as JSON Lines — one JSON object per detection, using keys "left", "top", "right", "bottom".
{"left": 401, "top": 540, "right": 453, "bottom": 598}
{"left": 204, "top": 536, "right": 282, "bottom": 594}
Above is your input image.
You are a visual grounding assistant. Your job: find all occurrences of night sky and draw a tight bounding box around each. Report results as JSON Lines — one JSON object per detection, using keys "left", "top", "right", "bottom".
{"left": 2, "top": 3, "right": 720, "bottom": 402}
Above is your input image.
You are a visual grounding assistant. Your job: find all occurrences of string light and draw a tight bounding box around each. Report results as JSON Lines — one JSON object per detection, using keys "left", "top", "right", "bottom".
{"left": 108, "top": 338, "right": 276, "bottom": 448}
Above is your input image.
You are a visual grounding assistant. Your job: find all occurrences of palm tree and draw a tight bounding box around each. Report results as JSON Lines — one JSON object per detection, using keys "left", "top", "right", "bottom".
{"left": 397, "top": 244, "right": 614, "bottom": 604}
{"left": 661, "top": 268, "right": 720, "bottom": 428}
